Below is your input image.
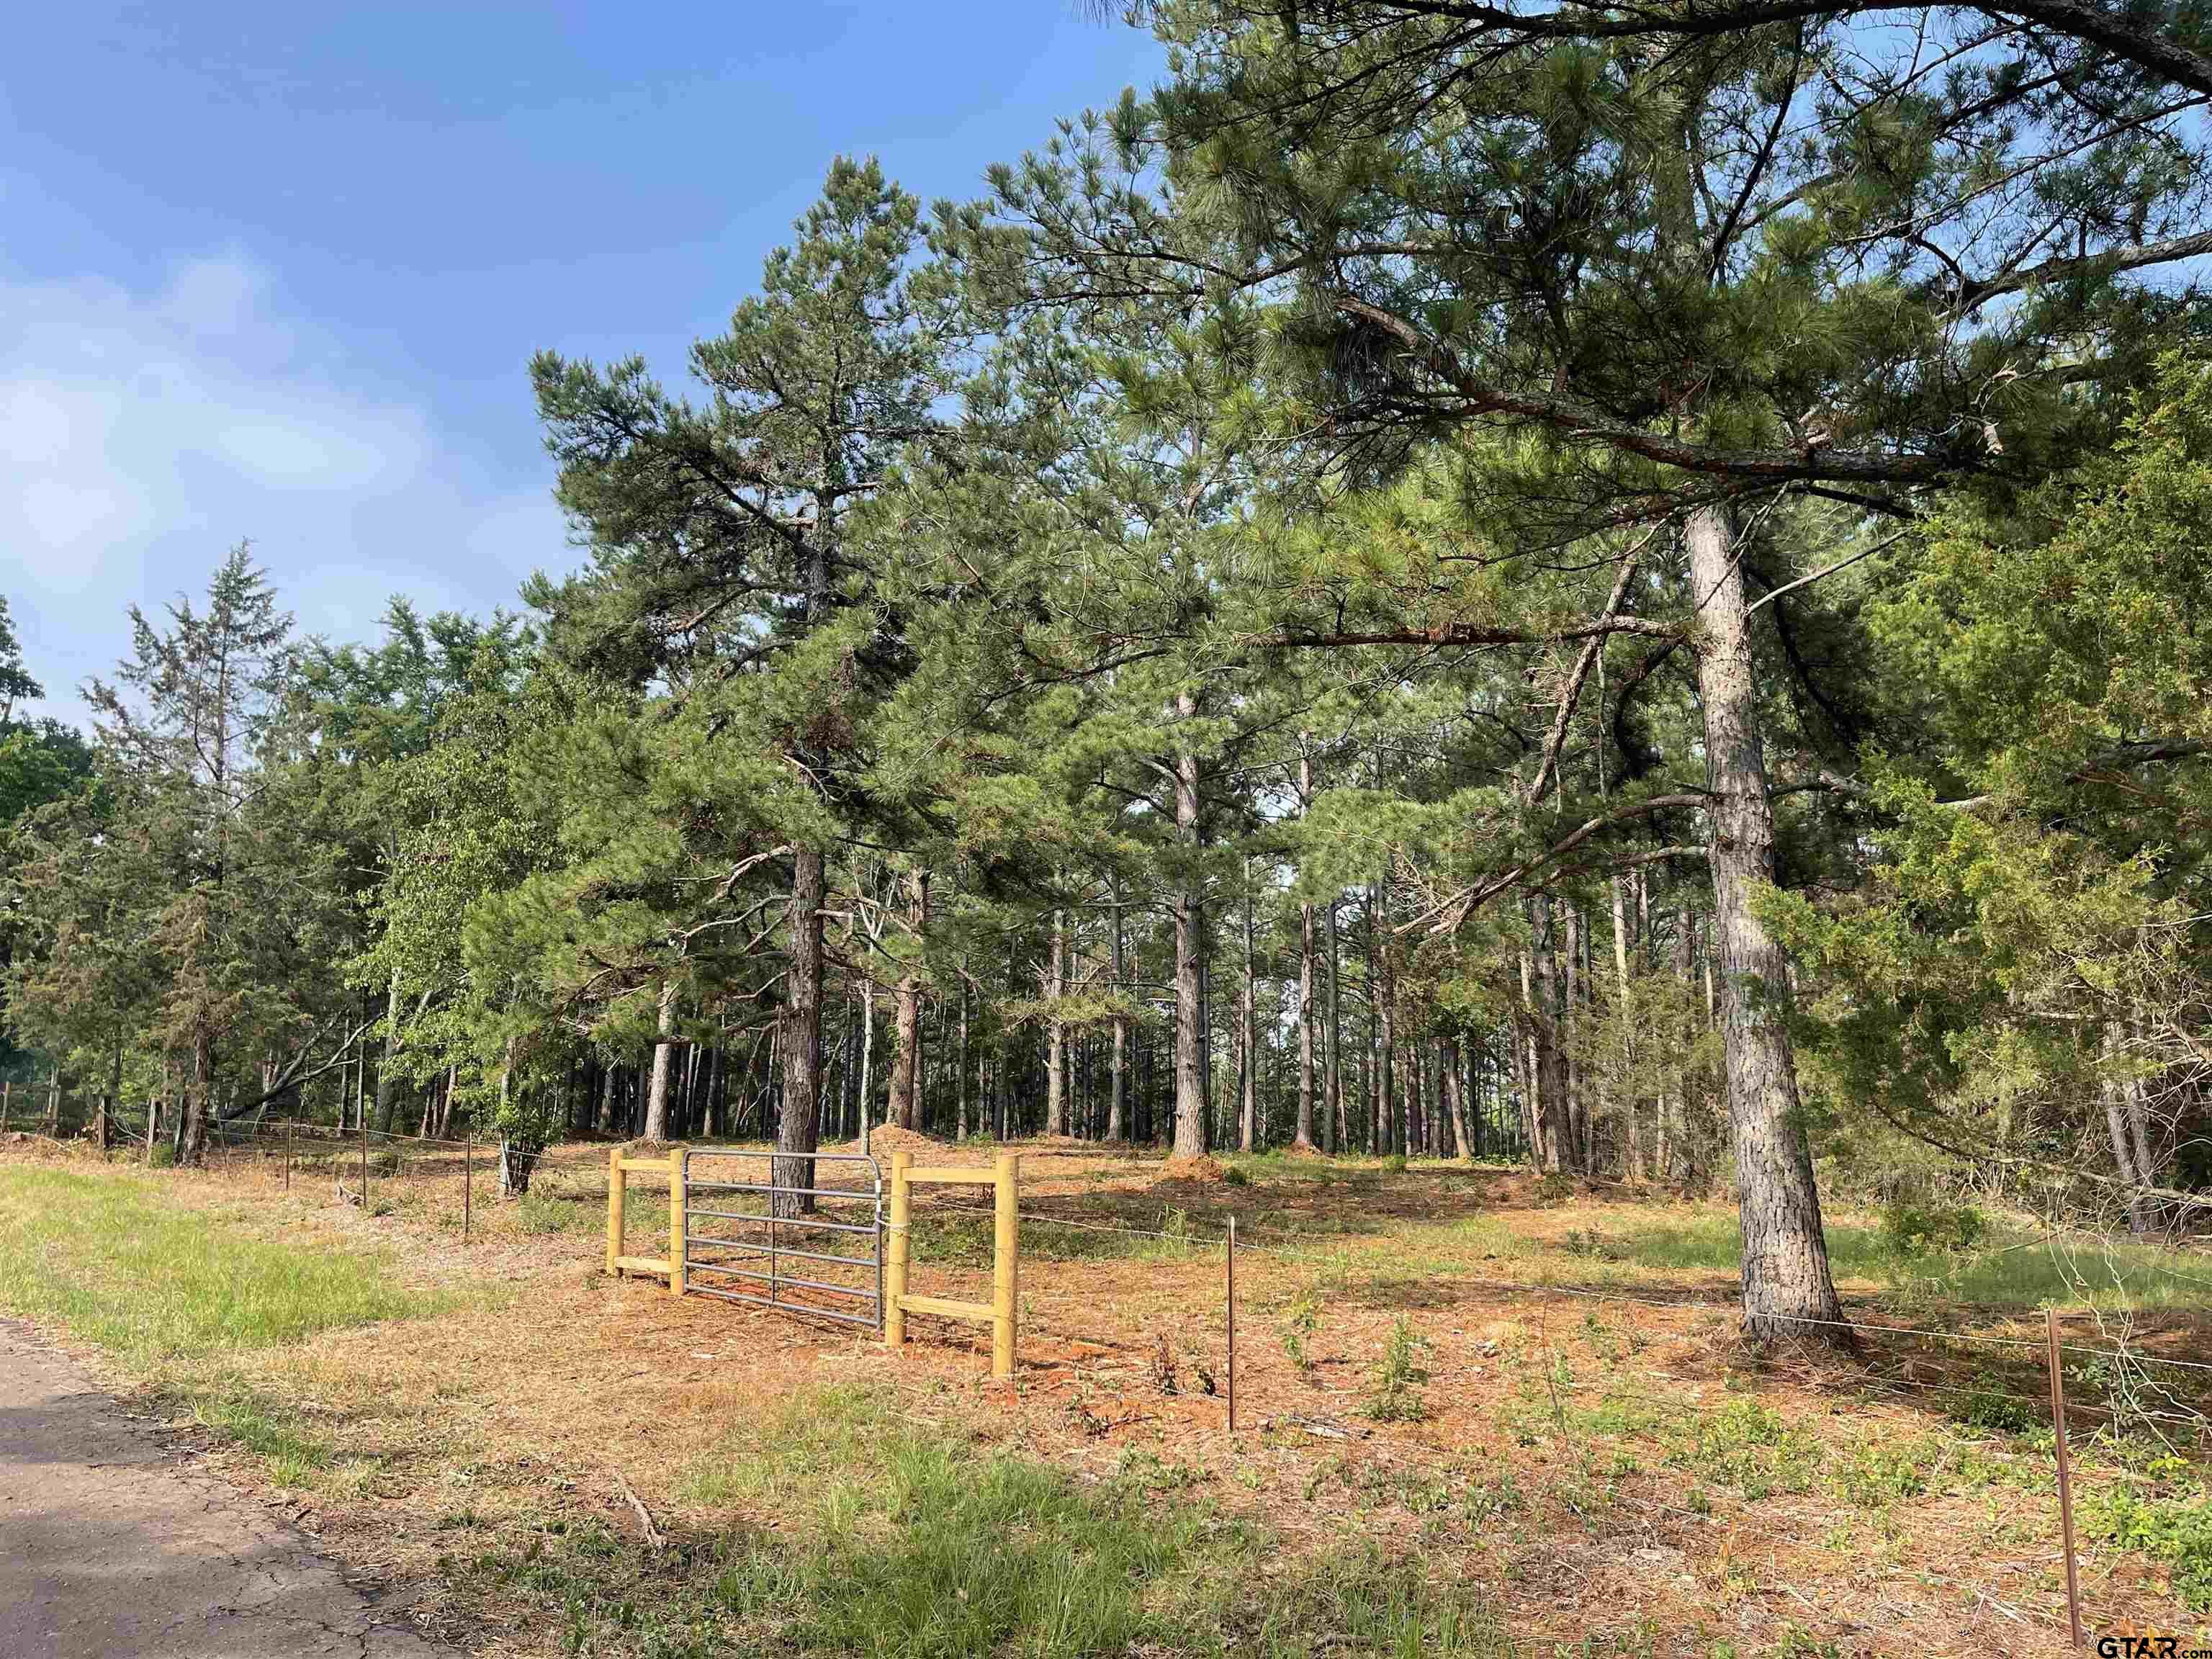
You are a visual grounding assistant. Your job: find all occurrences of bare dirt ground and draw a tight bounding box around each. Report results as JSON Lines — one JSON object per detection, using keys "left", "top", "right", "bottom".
{"left": 0, "top": 1316, "right": 453, "bottom": 1658}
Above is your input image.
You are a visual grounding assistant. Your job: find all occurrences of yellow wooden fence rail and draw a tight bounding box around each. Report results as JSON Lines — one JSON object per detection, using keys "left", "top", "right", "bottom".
{"left": 885, "top": 1149, "right": 1019, "bottom": 1380}
{"left": 604, "top": 1148, "right": 683, "bottom": 1295}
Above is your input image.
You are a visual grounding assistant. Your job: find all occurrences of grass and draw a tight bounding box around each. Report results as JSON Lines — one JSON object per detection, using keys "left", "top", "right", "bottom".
{"left": 1515, "top": 1209, "right": 2212, "bottom": 1311}
{"left": 477, "top": 1382, "right": 1507, "bottom": 1658}
{"left": 0, "top": 1164, "right": 431, "bottom": 1364}
{"left": 12, "top": 1143, "right": 2212, "bottom": 1653}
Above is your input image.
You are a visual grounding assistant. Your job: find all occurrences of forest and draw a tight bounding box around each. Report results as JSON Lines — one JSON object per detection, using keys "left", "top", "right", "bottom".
{"left": 5, "top": 0, "right": 2212, "bottom": 1352}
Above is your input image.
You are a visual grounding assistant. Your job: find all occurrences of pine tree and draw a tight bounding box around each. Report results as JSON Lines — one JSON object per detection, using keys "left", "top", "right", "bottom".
{"left": 531, "top": 158, "right": 963, "bottom": 1204}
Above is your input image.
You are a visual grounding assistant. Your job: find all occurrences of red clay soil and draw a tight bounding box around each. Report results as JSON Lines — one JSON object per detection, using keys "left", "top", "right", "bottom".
{"left": 854, "top": 1125, "right": 949, "bottom": 1159}
{"left": 1159, "top": 1154, "right": 1231, "bottom": 1184}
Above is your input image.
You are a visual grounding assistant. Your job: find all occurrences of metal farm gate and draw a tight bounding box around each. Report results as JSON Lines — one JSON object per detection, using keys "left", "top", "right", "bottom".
{"left": 606, "top": 1146, "right": 884, "bottom": 1331}
{"left": 680, "top": 1148, "right": 884, "bottom": 1329}
{"left": 606, "top": 1144, "right": 1019, "bottom": 1376}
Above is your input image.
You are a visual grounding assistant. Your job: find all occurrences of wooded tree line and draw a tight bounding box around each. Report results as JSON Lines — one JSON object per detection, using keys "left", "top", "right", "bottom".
{"left": 6, "top": 1, "right": 2212, "bottom": 1339}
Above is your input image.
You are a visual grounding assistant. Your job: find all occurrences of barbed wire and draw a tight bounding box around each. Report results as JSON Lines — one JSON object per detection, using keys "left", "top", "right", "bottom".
{"left": 907, "top": 1196, "right": 2212, "bottom": 1385}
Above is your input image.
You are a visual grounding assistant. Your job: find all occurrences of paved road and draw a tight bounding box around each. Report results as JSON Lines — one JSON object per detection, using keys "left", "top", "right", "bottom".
{"left": 0, "top": 1321, "right": 454, "bottom": 1658}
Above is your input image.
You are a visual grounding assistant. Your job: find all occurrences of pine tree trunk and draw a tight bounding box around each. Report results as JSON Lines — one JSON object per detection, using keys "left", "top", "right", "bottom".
{"left": 1241, "top": 860, "right": 1258, "bottom": 1153}
{"left": 1528, "top": 902, "right": 1571, "bottom": 1173}
{"left": 889, "top": 870, "right": 928, "bottom": 1131}
{"left": 1563, "top": 904, "right": 1585, "bottom": 1171}
{"left": 1442, "top": 1034, "right": 1470, "bottom": 1159}
{"left": 774, "top": 845, "right": 826, "bottom": 1215}
{"left": 179, "top": 1023, "right": 214, "bottom": 1167}
{"left": 1172, "top": 694, "right": 1209, "bottom": 1159}
{"left": 1516, "top": 950, "right": 1542, "bottom": 1169}
{"left": 1686, "top": 501, "right": 1845, "bottom": 1342}
{"left": 1046, "top": 904, "right": 1068, "bottom": 1136}
{"left": 956, "top": 980, "right": 971, "bottom": 1143}
{"left": 1108, "top": 897, "right": 1128, "bottom": 1141}
{"left": 373, "top": 968, "right": 402, "bottom": 1133}
{"left": 1296, "top": 895, "right": 1318, "bottom": 1150}
{"left": 1611, "top": 876, "right": 1639, "bottom": 1182}
{"left": 644, "top": 979, "right": 677, "bottom": 1142}
{"left": 2103, "top": 1022, "right": 2149, "bottom": 1236}
{"left": 1325, "top": 898, "right": 1344, "bottom": 1153}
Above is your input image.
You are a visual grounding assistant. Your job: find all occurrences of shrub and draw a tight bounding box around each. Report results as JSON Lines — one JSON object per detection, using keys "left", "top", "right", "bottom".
{"left": 1955, "top": 1378, "right": 2038, "bottom": 1434}
{"left": 1879, "top": 1200, "right": 1985, "bottom": 1259}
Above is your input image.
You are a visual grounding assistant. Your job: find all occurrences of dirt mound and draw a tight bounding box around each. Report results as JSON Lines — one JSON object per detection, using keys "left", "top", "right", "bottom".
{"left": 853, "top": 1124, "right": 951, "bottom": 1159}
{"left": 1157, "top": 1154, "right": 1231, "bottom": 1184}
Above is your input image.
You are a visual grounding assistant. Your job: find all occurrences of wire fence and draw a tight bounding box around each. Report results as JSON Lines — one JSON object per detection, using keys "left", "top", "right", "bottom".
{"left": 13, "top": 1113, "right": 2208, "bottom": 1639}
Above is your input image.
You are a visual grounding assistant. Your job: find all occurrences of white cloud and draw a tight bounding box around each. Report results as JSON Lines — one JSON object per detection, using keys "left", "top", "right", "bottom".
{"left": 0, "top": 255, "right": 556, "bottom": 721}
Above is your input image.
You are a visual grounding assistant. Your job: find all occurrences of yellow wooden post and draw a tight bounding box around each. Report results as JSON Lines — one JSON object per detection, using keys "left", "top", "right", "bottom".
{"left": 606, "top": 1149, "right": 625, "bottom": 1276}
{"left": 992, "top": 1151, "right": 1019, "bottom": 1380}
{"left": 669, "top": 1153, "right": 686, "bottom": 1298}
{"left": 885, "top": 1151, "right": 912, "bottom": 1350}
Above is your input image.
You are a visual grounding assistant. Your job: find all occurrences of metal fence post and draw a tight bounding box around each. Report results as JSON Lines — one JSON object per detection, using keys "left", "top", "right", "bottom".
{"left": 359, "top": 1110, "right": 370, "bottom": 1213}
{"left": 284, "top": 1117, "right": 294, "bottom": 1192}
{"left": 992, "top": 1151, "right": 1019, "bottom": 1381}
{"left": 1, "top": 1079, "right": 9, "bottom": 1133}
{"left": 885, "top": 1151, "right": 912, "bottom": 1351}
{"left": 606, "top": 1148, "right": 624, "bottom": 1276}
{"left": 463, "top": 1122, "right": 472, "bottom": 1244}
{"left": 2046, "top": 1308, "right": 2085, "bottom": 1650}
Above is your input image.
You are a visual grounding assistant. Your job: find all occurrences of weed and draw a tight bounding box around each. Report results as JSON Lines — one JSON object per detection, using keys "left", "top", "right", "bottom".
{"left": 2085, "top": 1488, "right": 2212, "bottom": 1610}
{"left": 1666, "top": 1398, "right": 1823, "bottom": 1501}
{"left": 1954, "top": 1376, "right": 2038, "bottom": 1434}
{"left": 1773, "top": 1623, "right": 1843, "bottom": 1658}
{"left": 1831, "top": 1439, "right": 1928, "bottom": 1509}
{"left": 1367, "top": 1316, "right": 1429, "bottom": 1422}
{"left": 1280, "top": 1287, "right": 1322, "bottom": 1375}
{"left": 1464, "top": 1470, "right": 1524, "bottom": 1521}
{"left": 194, "top": 1388, "right": 334, "bottom": 1488}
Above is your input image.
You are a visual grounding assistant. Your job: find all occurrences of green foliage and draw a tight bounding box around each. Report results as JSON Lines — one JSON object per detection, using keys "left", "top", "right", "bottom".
{"left": 2085, "top": 1487, "right": 2212, "bottom": 1611}
{"left": 1367, "top": 1316, "right": 1429, "bottom": 1422}
{"left": 1954, "top": 1380, "right": 2039, "bottom": 1435}
{"left": 1280, "top": 1285, "right": 1323, "bottom": 1373}
{"left": 1664, "top": 1399, "right": 1824, "bottom": 1502}
{"left": 1878, "top": 1201, "right": 1987, "bottom": 1260}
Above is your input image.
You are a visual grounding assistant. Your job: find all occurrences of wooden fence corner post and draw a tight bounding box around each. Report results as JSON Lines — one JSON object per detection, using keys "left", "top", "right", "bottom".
{"left": 669, "top": 1152, "right": 686, "bottom": 1298}
{"left": 606, "top": 1148, "right": 624, "bottom": 1277}
{"left": 992, "top": 1151, "right": 1020, "bottom": 1382}
{"left": 886, "top": 1151, "right": 912, "bottom": 1352}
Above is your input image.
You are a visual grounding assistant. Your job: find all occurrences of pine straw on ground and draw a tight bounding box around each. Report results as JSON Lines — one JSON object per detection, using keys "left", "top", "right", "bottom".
{"left": 4, "top": 1133, "right": 2208, "bottom": 1655}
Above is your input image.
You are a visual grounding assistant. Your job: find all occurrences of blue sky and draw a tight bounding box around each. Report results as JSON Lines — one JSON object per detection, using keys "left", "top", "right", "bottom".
{"left": 1, "top": 3, "right": 1164, "bottom": 722}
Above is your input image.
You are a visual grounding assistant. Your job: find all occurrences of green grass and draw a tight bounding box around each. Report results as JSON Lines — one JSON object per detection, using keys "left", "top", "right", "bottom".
{"left": 1541, "top": 1210, "right": 2212, "bottom": 1311}
{"left": 477, "top": 1381, "right": 1506, "bottom": 1658}
{"left": 0, "top": 1164, "right": 432, "bottom": 1365}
